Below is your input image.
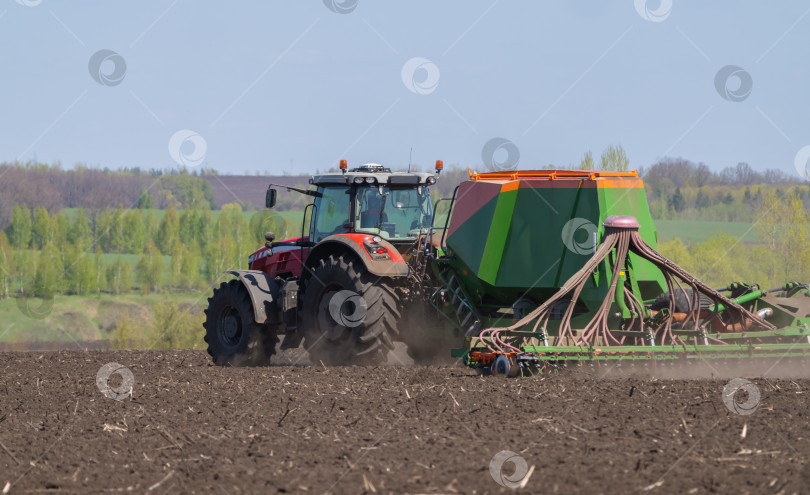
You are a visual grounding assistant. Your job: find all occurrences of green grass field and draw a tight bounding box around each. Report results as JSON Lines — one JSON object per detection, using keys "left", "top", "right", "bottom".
{"left": 654, "top": 220, "right": 760, "bottom": 244}
{"left": 0, "top": 291, "right": 204, "bottom": 343}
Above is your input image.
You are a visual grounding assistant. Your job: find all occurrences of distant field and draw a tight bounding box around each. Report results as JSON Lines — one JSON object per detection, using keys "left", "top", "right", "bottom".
{"left": 0, "top": 292, "right": 203, "bottom": 343}
{"left": 654, "top": 220, "right": 760, "bottom": 244}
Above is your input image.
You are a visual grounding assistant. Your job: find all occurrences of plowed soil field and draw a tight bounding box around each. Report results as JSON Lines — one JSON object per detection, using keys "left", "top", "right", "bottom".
{"left": 1, "top": 350, "right": 809, "bottom": 494}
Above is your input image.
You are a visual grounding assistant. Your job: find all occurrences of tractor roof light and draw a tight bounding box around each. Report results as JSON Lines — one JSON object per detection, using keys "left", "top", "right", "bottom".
{"left": 339, "top": 159, "right": 348, "bottom": 174}
{"left": 365, "top": 177, "right": 376, "bottom": 183}
{"left": 435, "top": 160, "right": 443, "bottom": 175}
{"left": 353, "top": 177, "right": 364, "bottom": 184}
{"left": 426, "top": 176, "right": 437, "bottom": 184}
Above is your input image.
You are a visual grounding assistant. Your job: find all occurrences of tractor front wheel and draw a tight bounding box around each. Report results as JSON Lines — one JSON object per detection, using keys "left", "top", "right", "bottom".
{"left": 302, "top": 254, "right": 400, "bottom": 365}
{"left": 203, "top": 279, "right": 278, "bottom": 366}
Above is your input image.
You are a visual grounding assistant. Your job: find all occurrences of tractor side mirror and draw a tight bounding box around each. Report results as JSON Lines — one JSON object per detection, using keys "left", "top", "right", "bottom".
{"left": 265, "top": 188, "right": 277, "bottom": 209}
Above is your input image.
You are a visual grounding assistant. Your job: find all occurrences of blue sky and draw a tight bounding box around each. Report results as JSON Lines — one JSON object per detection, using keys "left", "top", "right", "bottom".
{"left": 1, "top": 1, "right": 809, "bottom": 177}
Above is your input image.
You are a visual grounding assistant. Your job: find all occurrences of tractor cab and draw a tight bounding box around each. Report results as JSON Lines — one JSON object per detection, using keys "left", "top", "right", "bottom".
{"left": 307, "top": 162, "right": 437, "bottom": 246}
{"left": 253, "top": 160, "right": 441, "bottom": 278}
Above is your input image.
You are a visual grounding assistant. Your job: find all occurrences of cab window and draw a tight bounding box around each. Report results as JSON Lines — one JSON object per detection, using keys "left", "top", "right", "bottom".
{"left": 312, "top": 186, "right": 350, "bottom": 242}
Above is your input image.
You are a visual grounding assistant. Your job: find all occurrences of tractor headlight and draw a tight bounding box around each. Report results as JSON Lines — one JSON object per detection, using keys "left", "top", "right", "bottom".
{"left": 353, "top": 177, "right": 364, "bottom": 184}
{"left": 365, "top": 177, "right": 376, "bottom": 183}
{"left": 426, "top": 176, "right": 436, "bottom": 184}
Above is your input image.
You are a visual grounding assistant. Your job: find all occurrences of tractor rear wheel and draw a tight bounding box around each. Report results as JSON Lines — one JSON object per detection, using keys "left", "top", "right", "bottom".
{"left": 302, "top": 254, "right": 400, "bottom": 365}
{"left": 204, "top": 279, "right": 278, "bottom": 366}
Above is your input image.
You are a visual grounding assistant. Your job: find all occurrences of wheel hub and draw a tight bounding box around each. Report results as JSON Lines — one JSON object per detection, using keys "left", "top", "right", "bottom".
{"left": 218, "top": 307, "right": 242, "bottom": 347}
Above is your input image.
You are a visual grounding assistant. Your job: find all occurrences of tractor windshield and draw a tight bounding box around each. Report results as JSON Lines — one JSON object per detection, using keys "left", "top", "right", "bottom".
{"left": 356, "top": 186, "right": 433, "bottom": 240}
{"left": 311, "top": 186, "right": 351, "bottom": 242}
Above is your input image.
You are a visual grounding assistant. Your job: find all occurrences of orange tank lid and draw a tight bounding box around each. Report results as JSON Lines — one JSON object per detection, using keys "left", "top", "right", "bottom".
{"left": 467, "top": 168, "right": 639, "bottom": 181}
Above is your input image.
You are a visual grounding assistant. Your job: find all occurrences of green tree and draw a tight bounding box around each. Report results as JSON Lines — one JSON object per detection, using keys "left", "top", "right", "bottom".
{"left": 578, "top": 150, "right": 595, "bottom": 171}
{"left": 658, "top": 238, "right": 693, "bottom": 271}
{"left": 0, "top": 232, "right": 15, "bottom": 298}
{"left": 688, "top": 234, "right": 744, "bottom": 287}
{"left": 136, "top": 188, "right": 154, "bottom": 209}
{"left": 122, "top": 210, "right": 146, "bottom": 254}
{"left": 156, "top": 205, "right": 180, "bottom": 255}
{"left": 109, "top": 207, "right": 126, "bottom": 253}
{"left": 180, "top": 245, "right": 202, "bottom": 289}
{"left": 106, "top": 256, "right": 133, "bottom": 295}
{"left": 95, "top": 209, "right": 114, "bottom": 252}
{"left": 144, "top": 209, "right": 159, "bottom": 245}
{"left": 13, "top": 249, "right": 35, "bottom": 295}
{"left": 68, "top": 208, "right": 93, "bottom": 251}
{"left": 53, "top": 212, "right": 69, "bottom": 247}
{"left": 668, "top": 187, "right": 686, "bottom": 212}
{"left": 695, "top": 189, "right": 711, "bottom": 209}
{"left": 33, "top": 248, "right": 61, "bottom": 298}
{"left": 31, "top": 207, "right": 52, "bottom": 249}
{"left": 204, "top": 236, "right": 235, "bottom": 281}
{"left": 168, "top": 242, "right": 185, "bottom": 290}
{"left": 599, "top": 144, "right": 629, "bottom": 171}
{"left": 63, "top": 243, "right": 97, "bottom": 296}
{"left": 757, "top": 191, "right": 810, "bottom": 281}
{"left": 8, "top": 204, "right": 32, "bottom": 249}
{"left": 111, "top": 312, "right": 145, "bottom": 349}
{"left": 137, "top": 241, "right": 163, "bottom": 294}
{"left": 150, "top": 302, "right": 203, "bottom": 350}
{"left": 198, "top": 209, "right": 213, "bottom": 248}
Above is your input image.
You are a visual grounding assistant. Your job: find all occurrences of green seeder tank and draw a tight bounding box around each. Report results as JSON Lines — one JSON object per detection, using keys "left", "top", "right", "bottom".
{"left": 443, "top": 169, "right": 665, "bottom": 307}
{"left": 428, "top": 170, "right": 810, "bottom": 374}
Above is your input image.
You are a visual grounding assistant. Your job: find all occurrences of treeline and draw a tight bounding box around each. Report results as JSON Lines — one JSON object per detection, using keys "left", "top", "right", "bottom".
{"left": 659, "top": 189, "right": 810, "bottom": 289}
{"left": 0, "top": 203, "right": 292, "bottom": 299}
{"left": 5, "top": 152, "right": 806, "bottom": 226}
{"left": 0, "top": 162, "right": 216, "bottom": 227}
{"left": 641, "top": 159, "right": 809, "bottom": 222}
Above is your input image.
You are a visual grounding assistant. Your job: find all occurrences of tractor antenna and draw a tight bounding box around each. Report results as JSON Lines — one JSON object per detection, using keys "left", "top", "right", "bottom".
{"left": 408, "top": 148, "right": 412, "bottom": 173}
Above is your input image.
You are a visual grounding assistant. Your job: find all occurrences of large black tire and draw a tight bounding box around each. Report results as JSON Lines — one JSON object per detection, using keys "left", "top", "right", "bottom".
{"left": 204, "top": 280, "right": 278, "bottom": 366}
{"left": 302, "top": 254, "right": 400, "bottom": 365}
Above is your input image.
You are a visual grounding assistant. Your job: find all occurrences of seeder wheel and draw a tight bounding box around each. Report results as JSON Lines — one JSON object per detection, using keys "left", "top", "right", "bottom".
{"left": 491, "top": 354, "right": 520, "bottom": 377}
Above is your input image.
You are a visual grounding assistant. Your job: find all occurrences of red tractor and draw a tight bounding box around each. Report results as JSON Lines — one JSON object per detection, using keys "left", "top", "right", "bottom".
{"left": 203, "top": 161, "right": 444, "bottom": 365}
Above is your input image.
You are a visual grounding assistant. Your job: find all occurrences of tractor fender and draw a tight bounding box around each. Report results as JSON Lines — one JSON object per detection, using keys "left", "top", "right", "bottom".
{"left": 305, "top": 234, "right": 410, "bottom": 278}
{"left": 225, "top": 270, "right": 281, "bottom": 325}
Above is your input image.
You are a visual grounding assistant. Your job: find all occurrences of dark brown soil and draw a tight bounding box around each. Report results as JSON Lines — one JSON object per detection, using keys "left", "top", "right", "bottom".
{"left": 1, "top": 350, "right": 809, "bottom": 494}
